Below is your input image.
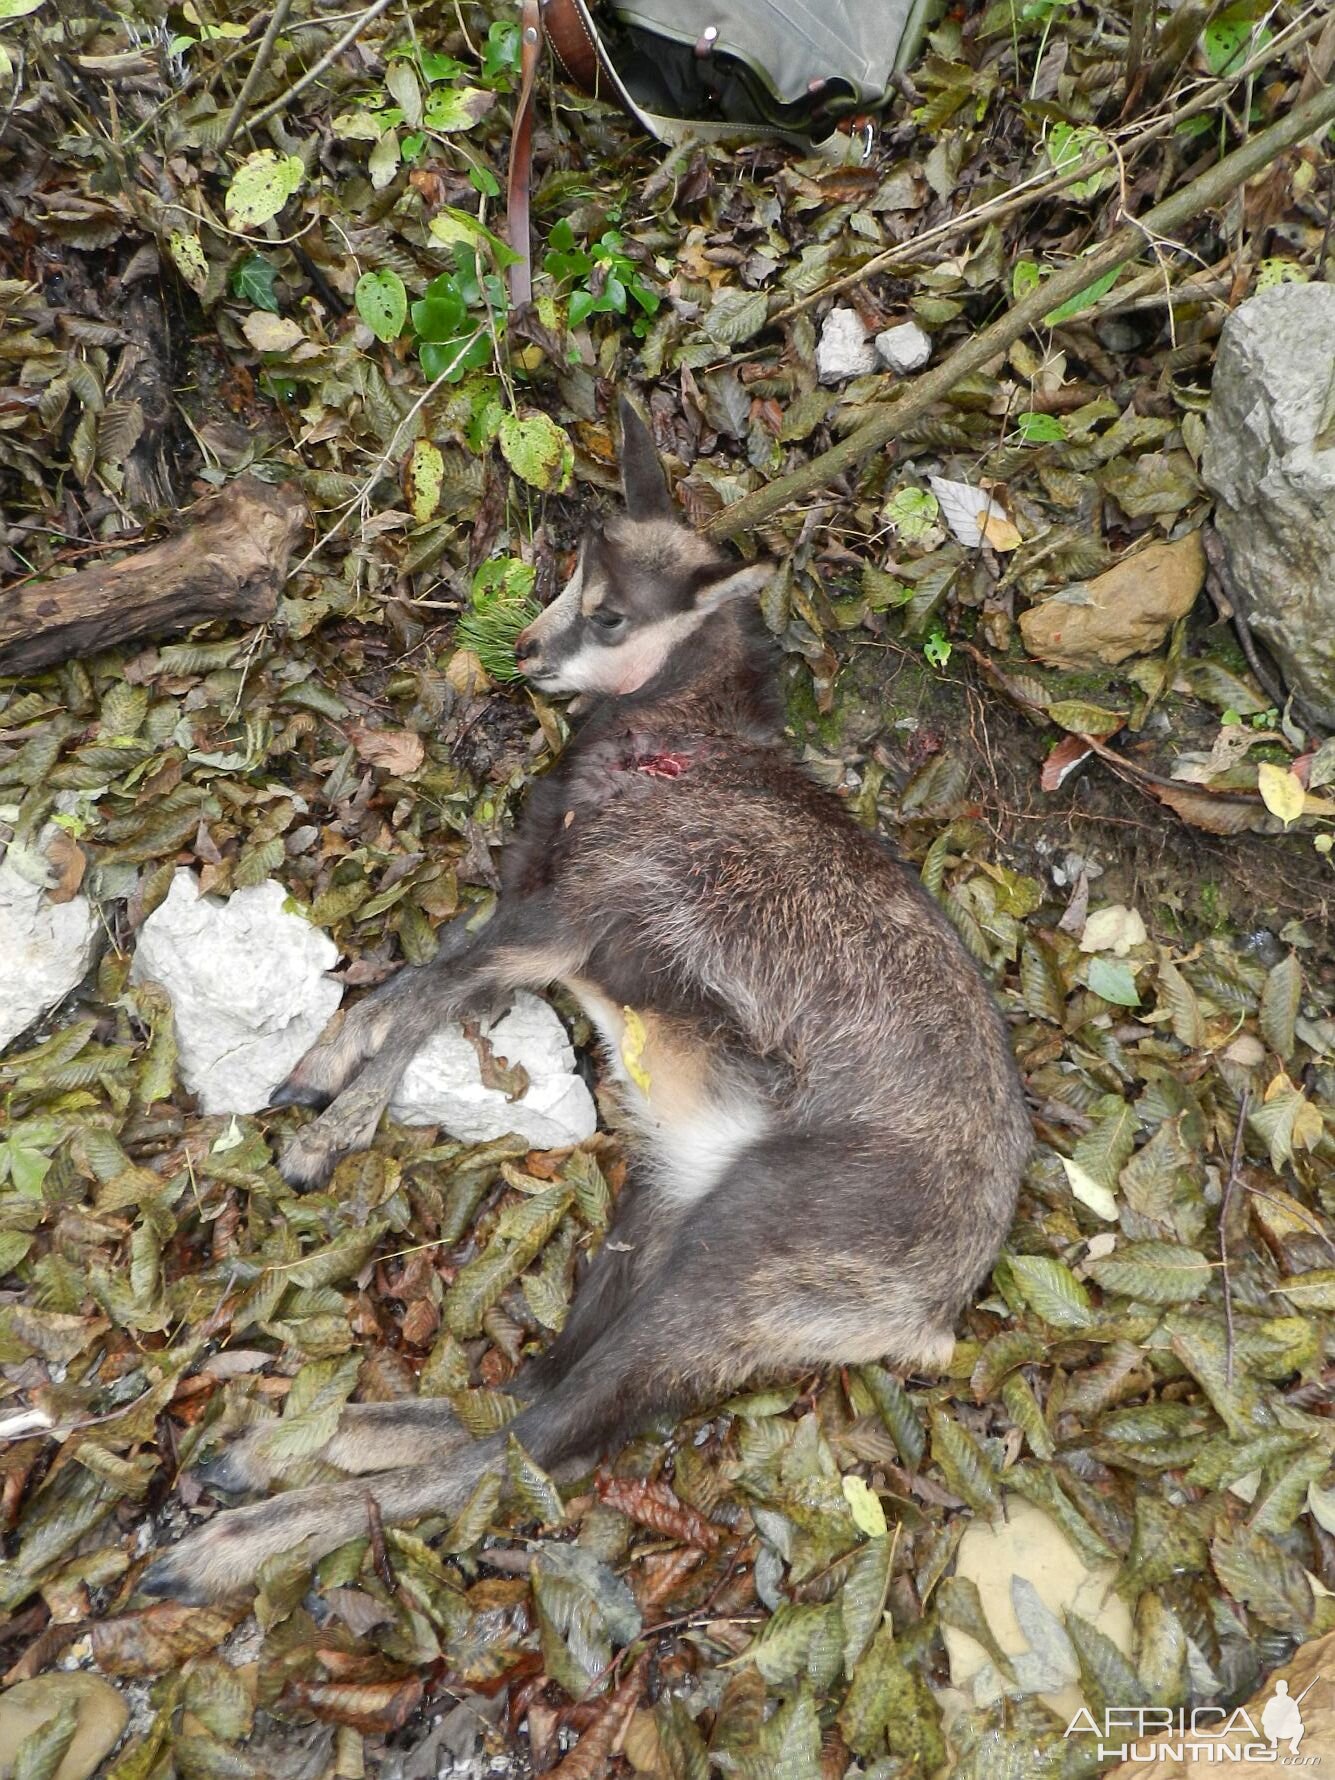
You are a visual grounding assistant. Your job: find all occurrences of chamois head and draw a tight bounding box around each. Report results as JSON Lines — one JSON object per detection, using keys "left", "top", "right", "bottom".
{"left": 514, "top": 400, "right": 773, "bottom": 698}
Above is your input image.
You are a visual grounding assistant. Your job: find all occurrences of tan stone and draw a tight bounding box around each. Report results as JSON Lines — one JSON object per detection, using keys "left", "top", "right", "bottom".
{"left": 1104, "top": 1626, "right": 1335, "bottom": 1776}
{"left": 940, "top": 1494, "right": 1135, "bottom": 1724}
{"left": 1019, "top": 532, "right": 1206, "bottom": 668}
{"left": 0, "top": 1673, "right": 128, "bottom": 1780}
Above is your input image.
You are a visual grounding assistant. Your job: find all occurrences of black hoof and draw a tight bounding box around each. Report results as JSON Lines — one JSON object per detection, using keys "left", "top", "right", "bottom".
{"left": 139, "top": 1552, "right": 209, "bottom": 1604}
{"left": 195, "top": 1451, "right": 251, "bottom": 1496}
{"left": 269, "top": 1079, "right": 331, "bottom": 1110}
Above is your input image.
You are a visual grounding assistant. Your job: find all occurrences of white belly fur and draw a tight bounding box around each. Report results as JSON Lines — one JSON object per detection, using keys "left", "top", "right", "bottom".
{"left": 563, "top": 979, "right": 769, "bottom": 1205}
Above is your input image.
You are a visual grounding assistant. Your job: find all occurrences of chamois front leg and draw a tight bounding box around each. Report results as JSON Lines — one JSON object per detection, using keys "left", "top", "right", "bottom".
{"left": 274, "top": 900, "right": 584, "bottom": 1190}
{"left": 270, "top": 917, "right": 482, "bottom": 1112}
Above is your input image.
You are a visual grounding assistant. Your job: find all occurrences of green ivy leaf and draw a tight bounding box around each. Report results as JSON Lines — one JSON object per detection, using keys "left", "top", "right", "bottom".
{"left": 231, "top": 254, "right": 279, "bottom": 311}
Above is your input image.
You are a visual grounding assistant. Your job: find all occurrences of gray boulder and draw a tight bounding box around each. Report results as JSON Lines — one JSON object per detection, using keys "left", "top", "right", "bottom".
{"left": 1202, "top": 283, "right": 1335, "bottom": 725}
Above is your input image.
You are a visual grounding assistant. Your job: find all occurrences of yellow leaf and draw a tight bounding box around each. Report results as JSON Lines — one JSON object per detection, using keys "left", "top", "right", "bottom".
{"left": 620, "top": 1007, "right": 652, "bottom": 1096}
{"left": 978, "top": 508, "right": 1023, "bottom": 551}
{"left": 404, "top": 439, "right": 443, "bottom": 525}
{"left": 1257, "top": 762, "right": 1304, "bottom": 826}
{"left": 241, "top": 311, "right": 303, "bottom": 353}
{"left": 841, "top": 1475, "right": 888, "bottom": 1537}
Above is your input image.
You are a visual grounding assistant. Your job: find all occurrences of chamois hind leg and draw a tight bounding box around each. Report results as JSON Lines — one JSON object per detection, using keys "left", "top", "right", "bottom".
{"left": 142, "top": 1131, "right": 973, "bottom": 1602}
{"left": 141, "top": 1183, "right": 765, "bottom": 1602}
{"left": 197, "top": 1399, "right": 471, "bottom": 1496}
{"left": 140, "top": 1292, "right": 734, "bottom": 1603}
{"left": 201, "top": 1182, "right": 670, "bottom": 1495}
{"left": 520, "top": 1175, "right": 676, "bottom": 1392}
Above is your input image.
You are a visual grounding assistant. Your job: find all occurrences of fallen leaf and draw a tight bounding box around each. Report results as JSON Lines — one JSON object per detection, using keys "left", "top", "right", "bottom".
{"left": 1041, "top": 734, "right": 1094, "bottom": 791}
{"left": 1019, "top": 533, "right": 1205, "bottom": 668}
{"left": 842, "top": 1474, "right": 889, "bottom": 1536}
{"left": 1257, "top": 761, "right": 1305, "bottom": 826}
{"left": 282, "top": 1676, "right": 424, "bottom": 1733}
{"left": 224, "top": 150, "right": 304, "bottom": 227}
{"left": 929, "top": 476, "right": 1021, "bottom": 550}
{"left": 1060, "top": 1155, "right": 1118, "bottom": 1221}
{"left": 349, "top": 726, "right": 425, "bottom": 776}
{"left": 404, "top": 438, "right": 444, "bottom": 523}
{"left": 44, "top": 827, "right": 87, "bottom": 903}
{"left": 241, "top": 311, "right": 304, "bottom": 353}
{"left": 92, "top": 1602, "right": 244, "bottom": 1676}
{"left": 596, "top": 1473, "right": 723, "bottom": 1548}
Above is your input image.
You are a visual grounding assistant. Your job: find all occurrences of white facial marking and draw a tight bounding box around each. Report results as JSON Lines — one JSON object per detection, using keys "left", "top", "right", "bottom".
{"left": 543, "top": 610, "right": 704, "bottom": 696}
{"left": 522, "top": 555, "right": 585, "bottom": 675}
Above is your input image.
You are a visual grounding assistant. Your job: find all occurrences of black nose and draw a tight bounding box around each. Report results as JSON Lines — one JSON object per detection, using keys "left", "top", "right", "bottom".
{"left": 514, "top": 633, "right": 539, "bottom": 663}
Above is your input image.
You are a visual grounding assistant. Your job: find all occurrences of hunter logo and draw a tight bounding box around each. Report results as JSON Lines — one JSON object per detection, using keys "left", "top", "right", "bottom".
{"left": 1065, "top": 1676, "right": 1324, "bottom": 1764}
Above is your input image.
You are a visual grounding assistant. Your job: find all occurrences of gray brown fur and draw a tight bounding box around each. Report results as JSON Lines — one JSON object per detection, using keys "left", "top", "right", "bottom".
{"left": 141, "top": 403, "right": 1031, "bottom": 1603}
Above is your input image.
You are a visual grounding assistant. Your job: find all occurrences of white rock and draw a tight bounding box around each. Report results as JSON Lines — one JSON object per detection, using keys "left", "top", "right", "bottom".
{"left": 816, "top": 308, "right": 877, "bottom": 383}
{"left": 0, "top": 834, "right": 100, "bottom": 1051}
{"left": 392, "top": 991, "right": 596, "bottom": 1149}
{"left": 875, "top": 319, "right": 932, "bottom": 374}
{"left": 131, "top": 870, "right": 342, "bottom": 1114}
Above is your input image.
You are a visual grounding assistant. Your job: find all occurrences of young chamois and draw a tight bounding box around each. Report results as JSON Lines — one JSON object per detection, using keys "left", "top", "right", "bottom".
{"left": 143, "top": 402, "right": 1031, "bottom": 1603}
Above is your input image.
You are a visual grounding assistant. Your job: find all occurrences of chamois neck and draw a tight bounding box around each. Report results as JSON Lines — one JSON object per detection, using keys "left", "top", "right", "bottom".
{"left": 578, "top": 604, "right": 782, "bottom": 745}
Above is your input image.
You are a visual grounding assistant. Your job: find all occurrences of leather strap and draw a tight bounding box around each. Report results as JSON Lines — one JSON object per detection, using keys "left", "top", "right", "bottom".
{"left": 541, "top": 0, "right": 601, "bottom": 92}
{"left": 505, "top": 0, "right": 544, "bottom": 309}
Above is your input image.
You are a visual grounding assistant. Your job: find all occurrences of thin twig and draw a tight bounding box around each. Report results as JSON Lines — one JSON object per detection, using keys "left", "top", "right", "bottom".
{"left": 1221, "top": 1087, "right": 1250, "bottom": 1388}
{"left": 289, "top": 329, "right": 485, "bottom": 578}
{"left": 218, "top": 0, "right": 294, "bottom": 153}
{"left": 962, "top": 642, "right": 1267, "bottom": 808}
{"left": 241, "top": 0, "right": 398, "bottom": 141}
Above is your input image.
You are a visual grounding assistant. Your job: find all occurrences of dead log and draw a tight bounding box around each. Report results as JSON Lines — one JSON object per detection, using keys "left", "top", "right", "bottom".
{"left": 0, "top": 477, "right": 307, "bottom": 677}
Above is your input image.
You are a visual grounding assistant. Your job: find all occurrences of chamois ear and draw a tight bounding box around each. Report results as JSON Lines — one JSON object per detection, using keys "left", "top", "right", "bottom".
{"left": 618, "top": 397, "right": 673, "bottom": 521}
{"left": 694, "top": 560, "right": 775, "bottom": 613}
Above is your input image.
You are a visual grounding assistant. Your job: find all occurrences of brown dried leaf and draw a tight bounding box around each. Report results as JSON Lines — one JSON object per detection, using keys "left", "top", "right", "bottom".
{"left": 349, "top": 725, "right": 425, "bottom": 776}
{"left": 595, "top": 1474, "right": 723, "bottom": 1549}
{"left": 91, "top": 1601, "right": 244, "bottom": 1676}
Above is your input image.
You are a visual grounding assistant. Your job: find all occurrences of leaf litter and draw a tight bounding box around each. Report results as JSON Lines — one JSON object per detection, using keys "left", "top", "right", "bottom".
{"left": 0, "top": 0, "right": 1332, "bottom": 1776}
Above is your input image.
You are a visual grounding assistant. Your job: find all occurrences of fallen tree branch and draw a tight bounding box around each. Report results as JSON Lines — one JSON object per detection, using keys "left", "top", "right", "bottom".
{"left": 707, "top": 76, "right": 1335, "bottom": 542}
{"left": 0, "top": 476, "right": 307, "bottom": 676}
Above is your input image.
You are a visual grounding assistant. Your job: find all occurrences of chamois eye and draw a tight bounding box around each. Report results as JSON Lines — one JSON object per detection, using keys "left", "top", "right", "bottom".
{"left": 589, "top": 609, "right": 625, "bottom": 633}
